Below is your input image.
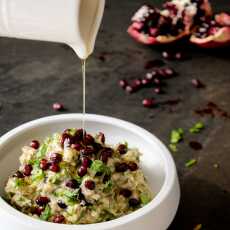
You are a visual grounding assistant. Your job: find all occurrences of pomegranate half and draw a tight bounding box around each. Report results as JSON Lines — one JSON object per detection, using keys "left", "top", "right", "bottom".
{"left": 190, "top": 12, "right": 230, "bottom": 48}
{"left": 127, "top": 0, "right": 212, "bottom": 45}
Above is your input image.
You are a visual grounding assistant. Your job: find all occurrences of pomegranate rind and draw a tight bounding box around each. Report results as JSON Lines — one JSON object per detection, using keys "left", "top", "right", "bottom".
{"left": 190, "top": 13, "right": 230, "bottom": 48}
{"left": 190, "top": 27, "right": 230, "bottom": 48}
{"left": 127, "top": 0, "right": 213, "bottom": 45}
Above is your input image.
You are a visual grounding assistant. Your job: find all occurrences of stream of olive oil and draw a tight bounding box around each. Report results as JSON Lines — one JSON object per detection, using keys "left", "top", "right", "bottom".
{"left": 81, "top": 59, "right": 86, "bottom": 132}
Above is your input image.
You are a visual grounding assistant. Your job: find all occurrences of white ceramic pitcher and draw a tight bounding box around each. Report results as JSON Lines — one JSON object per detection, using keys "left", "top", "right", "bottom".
{"left": 0, "top": 0, "right": 105, "bottom": 59}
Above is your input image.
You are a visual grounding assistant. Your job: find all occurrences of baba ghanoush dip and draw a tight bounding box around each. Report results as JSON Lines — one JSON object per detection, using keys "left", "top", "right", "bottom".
{"left": 5, "top": 128, "right": 152, "bottom": 224}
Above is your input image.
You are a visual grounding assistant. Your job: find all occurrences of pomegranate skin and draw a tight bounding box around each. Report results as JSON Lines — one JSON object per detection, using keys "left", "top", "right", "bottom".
{"left": 190, "top": 13, "right": 230, "bottom": 48}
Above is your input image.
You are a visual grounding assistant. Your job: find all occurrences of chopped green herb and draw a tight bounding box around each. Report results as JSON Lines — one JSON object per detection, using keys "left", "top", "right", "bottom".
{"left": 169, "top": 143, "right": 178, "bottom": 153}
{"left": 170, "top": 128, "right": 184, "bottom": 144}
{"left": 185, "top": 159, "right": 197, "bottom": 168}
{"left": 140, "top": 193, "right": 151, "bottom": 205}
{"left": 90, "top": 160, "right": 110, "bottom": 175}
{"left": 36, "top": 143, "right": 48, "bottom": 159}
{"left": 189, "top": 122, "right": 205, "bottom": 134}
{"left": 63, "top": 190, "right": 79, "bottom": 202}
{"left": 32, "top": 169, "right": 45, "bottom": 182}
{"left": 40, "top": 205, "right": 52, "bottom": 221}
{"left": 103, "top": 180, "right": 113, "bottom": 193}
{"left": 50, "top": 173, "right": 62, "bottom": 184}
{"left": 14, "top": 178, "right": 25, "bottom": 188}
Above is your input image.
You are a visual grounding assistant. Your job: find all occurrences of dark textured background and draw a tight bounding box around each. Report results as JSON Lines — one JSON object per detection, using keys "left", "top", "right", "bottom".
{"left": 0, "top": 0, "right": 230, "bottom": 229}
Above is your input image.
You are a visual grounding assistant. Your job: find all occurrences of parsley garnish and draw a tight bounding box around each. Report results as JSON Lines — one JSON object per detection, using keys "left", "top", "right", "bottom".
{"left": 189, "top": 122, "right": 205, "bottom": 133}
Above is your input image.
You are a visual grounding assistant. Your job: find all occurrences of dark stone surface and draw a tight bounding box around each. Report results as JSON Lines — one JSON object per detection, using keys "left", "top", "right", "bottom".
{"left": 0, "top": 0, "right": 230, "bottom": 229}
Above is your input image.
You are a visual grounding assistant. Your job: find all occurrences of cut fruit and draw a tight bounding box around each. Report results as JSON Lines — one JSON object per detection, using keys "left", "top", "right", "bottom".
{"left": 190, "top": 12, "right": 230, "bottom": 48}
{"left": 127, "top": 0, "right": 212, "bottom": 45}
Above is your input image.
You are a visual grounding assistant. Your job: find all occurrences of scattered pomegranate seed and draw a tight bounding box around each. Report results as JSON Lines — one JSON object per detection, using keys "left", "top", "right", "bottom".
{"left": 74, "top": 128, "right": 84, "bottom": 142}
{"left": 128, "top": 162, "right": 138, "bottom": 171}
{"left": 191, "top": 79, "right": 205, "bottom": 88}
{"left": 154, "top": 87, "right": 162, "bottom": 94}
{"left": 84, "top": 180, "right": 95, "bottom": 190}
{"left": 120, "top": 189, "right": 132, "bottom": 198}
{"left": 49, "top": 163, "right": 60, "bottom": 173}
{"left": 53, "top": 214, "right": 65, "bottom": 224}
{"left": 163, "top": 67, "right": 175, "bottom": 77}
{"left": 115, "top": 162, "right": 128, "bottom": 172}
{"left": 100, "top": 148, "right": 113, "bottom": 163}
{"left": 33, "top": 207, "right": 44, "bottom": 216}
{"left": 71, "top": 143, "right": 82, "bottom": 151}
{"left": 35, "top": 196, "right": 50, "bottom": 206}
{"left": 175, "top": 52, "right": 182, "bottom": 60}
{"left": 61, "top": 133, "right": 72, "bottom": 147}
{"left": 23, "top": 164, "right": 33, "bottom": 176}
{"left": 65, "top": 179, "right": 79, "bottom": 189}
{"left": 49, "top": 153, "right": 62, "bottom": 163}
{"left": 52, "top": 102, "right": 64, "bottom": 111}
{"left": 153, "top": 78, "right": 161, "bottom": 85}
{"left": 81, "top": 156, "right": 91, "bottom": 168}
{"left": 30, "top": 140, "right": 40, "bottom": 149}
{"left": 40, "top": 159, "right": 50, "bottom": 170}
{"left": 84, "top": 134, "right": 95, "bottom": 145}
{"left": 80, "top": 146, "right": 95, "bottom": 156}
{"left": 117, "top": 144, "right": 128, "bottom": 155}
{"left": 129, "top": 198, "right": 140, "bottom": 207}
{"left": 189, "top": 141, "right": 203, "bottom": 150}
{"left": 57, "top": 200, "right": 67, "bottom": 209}
{"left": 125, "top": 85, "right": 135, "bottom": 94}
{"left": 78, "top": 166, "right": 87, "bottom": 177}
{"left": 142, "top": 99, "right": 155, "bottom": 108}
{"left": 141, "top": 78, "right": 152, "bottom": 86}
{"left": 119, "top": 79, "right": 128, "bottom": 89}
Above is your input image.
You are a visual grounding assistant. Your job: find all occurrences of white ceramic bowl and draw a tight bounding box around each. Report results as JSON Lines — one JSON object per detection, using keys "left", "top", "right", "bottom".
{"left": 0, "top": 114, "right": 180, "bottom": 230}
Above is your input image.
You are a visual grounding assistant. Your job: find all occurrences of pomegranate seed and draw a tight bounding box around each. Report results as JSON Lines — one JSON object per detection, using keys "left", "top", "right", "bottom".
{"left": 115, "top": 162, "right": 128, "bottom": 172}
{"left": 74, "top": 129, "right": 84, "bottom": 142}
{"left": 65, "top": 179, "right": 79, "bottom": 189}
{"left": 35, "top": 196, "right": 50, "bottom": 206}
{"left": 61, "top": 133, "right": 72, "bottom": 147}
{"left": 13, "top": 171, "right": 25, "bottom": 178}
{"left": 98, "top": 132, "right": 105, "bottom": 144}
{"left": 125, "top": 85, "right": 135, "bottom": 94}
{"left": 78, "top": 166, "right": 87, "bottom": 177}
{"left": 71, "top": 143, "right": 82, "bottom": 151}
{"left": 129, "top": 198, "right": 140, "bottom": 207}
{"left": 163, "top": 67, "right": 175, "bottom": 77}
{"left": 154, "top": 87, "right": 162, "bottom": 94}
{"left": 141, "top": 78, "right": 152, "bottom": 86}
{"left": 33, "top": 207, "right": 44, "bottom": 216}
{"left": 175, "top": 52, "right": 182, "bottom": 60}
{"left": 84, "top": 134, "right": 95, "bottom": 145}
{"left": 117, "top": 144, "right": 128, "bottom": 155}
{"left": 189, "top": 141, "right": 203, "bottom": 150}
{"left": 49, "top": 153, "right": 62, "bottom": 163}
{"left": 128, "top": 162, "right": 138, "bottom": 171}
{"left": 52, "top": 102, "right": 64, "bottom": 111}
{"left": 153, "top": 78, "right": 161, "bottom": 85}
{"left": 81, "top": 156, "right": 91, "bottom": 168}
{"left": 162, "top": 51, "right": 171, "bottom": 59}
{"left": 119, "top": 79, "right": 128, "bottom": 89}
{"left": 57, "top": 200, "right": 67, "bottom": 209}
{"left": 120, "top": 189, "right": 132, "bottom": 198}
{"left": 191, "top": 79, "right": 205, "bottom": 88}
{"left": 53, "top": 214, "right": 65, "bottom": 224}
{"left": 23, "top": 164, "right": 33, "bottom": 176}
{"left": 142, "top": 99, "right": 155, "bottom": 108}
{"left": 100, "top": 148, "right": 113, "bottom": 163}
{"left": 84, "top": 180, "right": 95, "bottom": 190}
{"left": 80, "top": 146, "right": 95, "bottom": 156}
{"left": 30, "top": 140, "right": 40, "bottom": 149}
{"left": 49, "top": 163, "right": 60, "bottom": 173}
{"left": 132, "top": 79, "right": 142, "bottom": 88}
{"left": 40, "top": 159, "right": 50, "bottom": 170}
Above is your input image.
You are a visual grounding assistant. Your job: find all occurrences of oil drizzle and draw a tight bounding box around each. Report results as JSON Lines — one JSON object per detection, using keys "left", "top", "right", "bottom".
{"left": 81, "top": 59, "right": 86, "bottom": 132}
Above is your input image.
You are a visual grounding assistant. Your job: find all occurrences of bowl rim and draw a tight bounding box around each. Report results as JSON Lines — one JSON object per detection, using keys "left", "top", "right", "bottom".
{"left": 0, "top": 114, "right": 178, "bottom": 229}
